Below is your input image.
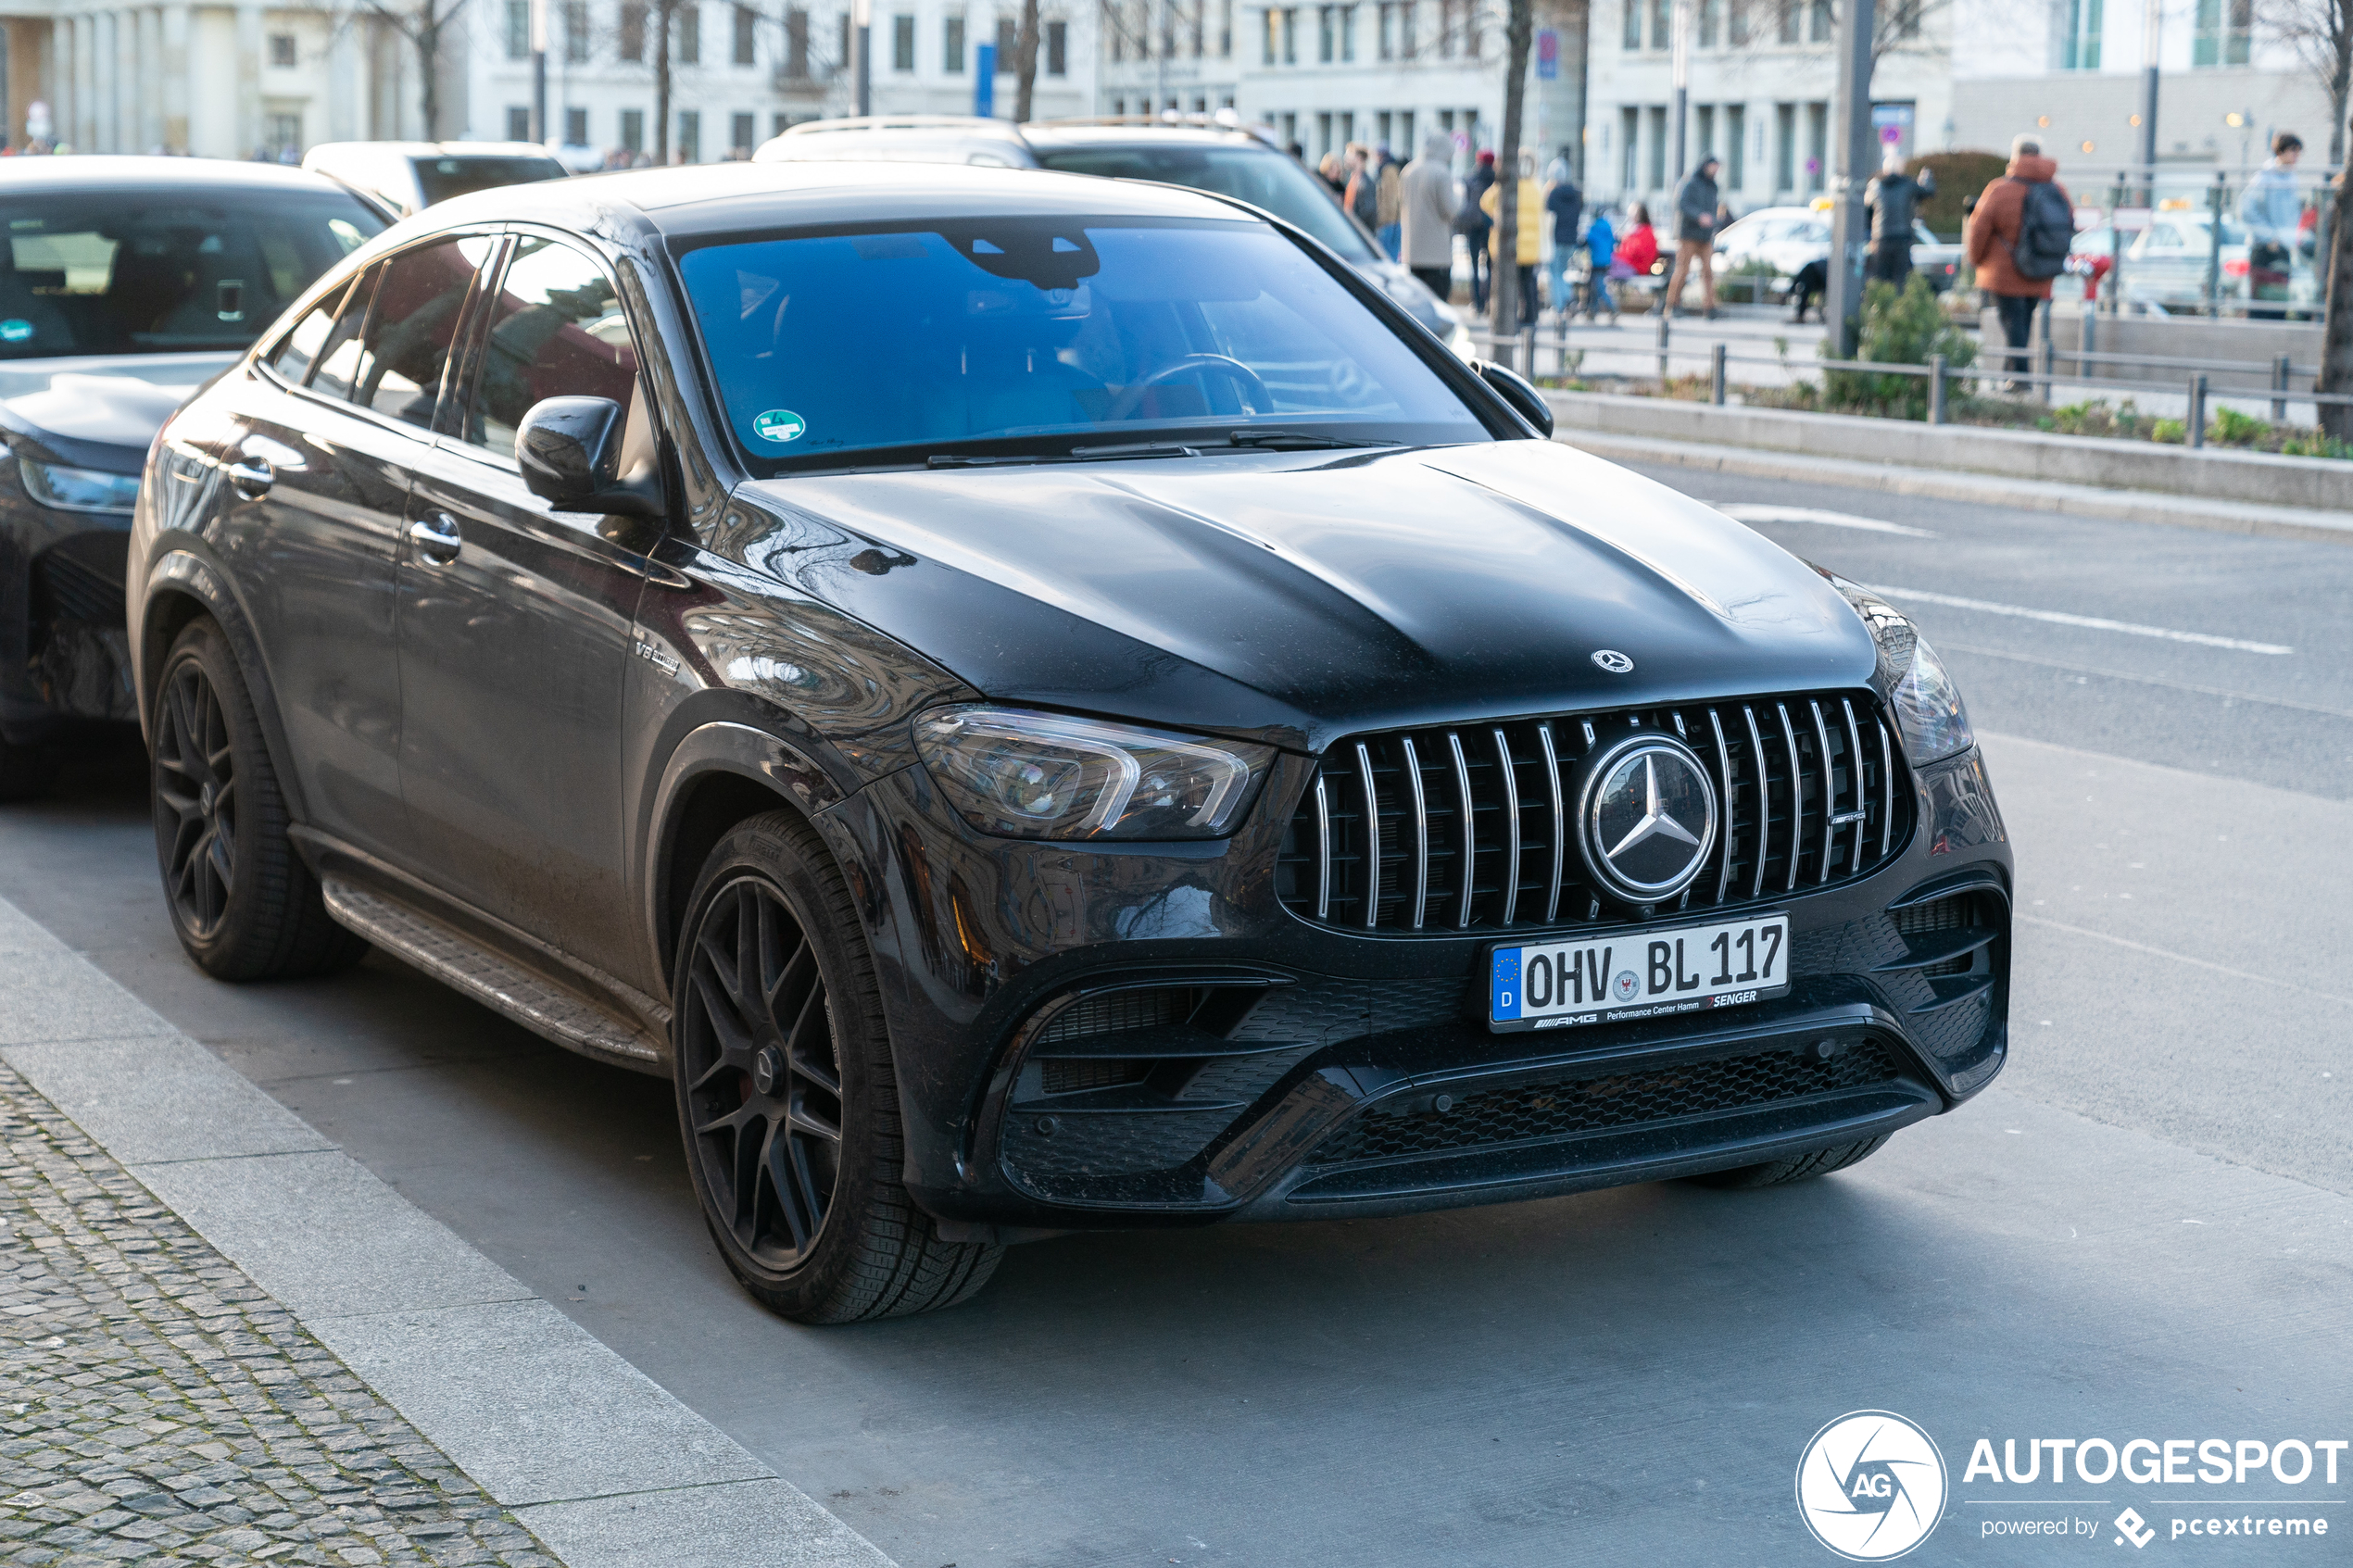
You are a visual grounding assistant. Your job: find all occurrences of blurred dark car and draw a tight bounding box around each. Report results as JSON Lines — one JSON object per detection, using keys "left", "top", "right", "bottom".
{"left": 0, "top": 157, "right": 386, "bottom": 795}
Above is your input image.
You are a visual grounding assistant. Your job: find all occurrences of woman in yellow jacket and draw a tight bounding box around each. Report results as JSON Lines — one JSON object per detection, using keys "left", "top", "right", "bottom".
{"left": 1480, "top": 169, "right": 1543, "bottom": 328}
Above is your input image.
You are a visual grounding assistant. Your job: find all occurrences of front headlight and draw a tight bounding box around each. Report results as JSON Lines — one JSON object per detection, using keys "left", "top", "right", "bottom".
{"left": 19, "top": 457, "right": 141, "bottom": 514}
{"left": 1823, "top": 572, "right": 1975, "bottom": 765}
{"left": 914, "top": 706, "right": 1274, "bottom": 841}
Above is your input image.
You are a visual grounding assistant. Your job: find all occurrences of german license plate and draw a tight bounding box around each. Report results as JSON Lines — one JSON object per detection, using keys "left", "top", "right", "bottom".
{"left": 1487, "top": 914, "right": 1791, "bottom": 1032}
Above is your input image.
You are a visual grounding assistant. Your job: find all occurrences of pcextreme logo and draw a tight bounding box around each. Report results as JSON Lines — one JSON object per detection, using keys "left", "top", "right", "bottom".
{"left": 1796, "top": 1411, "right": 1950, "bottom": 1561}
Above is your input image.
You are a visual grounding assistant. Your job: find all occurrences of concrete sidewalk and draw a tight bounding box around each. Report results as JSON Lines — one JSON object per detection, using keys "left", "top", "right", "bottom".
{"left": 0, "top": 898, "right": 893, "bottom": 1568}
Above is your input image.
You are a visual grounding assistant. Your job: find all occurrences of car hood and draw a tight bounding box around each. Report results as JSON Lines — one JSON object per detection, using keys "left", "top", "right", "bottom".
{"left": 726, "top": 440, "right": 1878, "bottom": 754}
{"left": 0, "top": 352, "right": 233, "bottom": 462}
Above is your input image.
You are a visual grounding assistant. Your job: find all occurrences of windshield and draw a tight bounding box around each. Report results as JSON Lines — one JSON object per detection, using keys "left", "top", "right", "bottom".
{"left": 412, "top": 156, "right": 569, "bottom": 205}
{"left": 1, "top": 189, "right": 384, "bottom": 360}
{"left": 1029, "top": 144, "right": 1378, "bottom": 260}
{"left": 676, "top": 216, "right": 1482, "bottom": 468}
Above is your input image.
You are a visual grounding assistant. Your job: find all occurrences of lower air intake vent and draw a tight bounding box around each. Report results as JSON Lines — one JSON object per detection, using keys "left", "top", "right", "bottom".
{"left": 1893, "top": 893, "right": 1992, "bottom": 975}
{"left": 1035, "top": 986, "right": 1201, "bottom": 1045}
{"left": 1038, "top": 1059, "right": 1152, "bottom": 1096}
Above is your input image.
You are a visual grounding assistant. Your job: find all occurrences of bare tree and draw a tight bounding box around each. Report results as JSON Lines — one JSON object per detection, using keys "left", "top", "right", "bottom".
{"left": 1492, "top": 0, "right": 1534, "bottom": 339}
{"left": 1014, "top": 0, "right": 1042, "bottom": 119}
{"left": 2325, "top": 155, "right": 2352, "bottom": 438}
{"left": 358, "top": 0, "right": 468, "bottom": 138}
{"left": 2257, "top": 0, "right": 2351, "bottom": 164}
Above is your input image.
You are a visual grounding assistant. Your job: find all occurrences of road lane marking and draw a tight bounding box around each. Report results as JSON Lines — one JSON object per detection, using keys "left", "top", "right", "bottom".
{"left": 1718, "top": 503, "right": 1939, "bottom": 537}
{"left": 1940, "top": 643, "right": 2353, "bottom": 721}
{"left": 2018, "top": 914, "right": 2353, "bottom": 1007}
{"left": 1867, "top": 585, "right": 2294, "bottom": 655}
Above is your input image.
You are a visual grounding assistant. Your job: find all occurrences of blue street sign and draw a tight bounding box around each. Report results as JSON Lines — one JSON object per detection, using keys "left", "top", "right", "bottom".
{"left": 975, "top": 42, "right": 996, "bottom": 117}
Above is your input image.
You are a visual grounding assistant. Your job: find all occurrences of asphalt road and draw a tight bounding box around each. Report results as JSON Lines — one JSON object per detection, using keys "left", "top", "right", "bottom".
{"left": 5, "top": 466, "right": 2347, "bottom": 1568}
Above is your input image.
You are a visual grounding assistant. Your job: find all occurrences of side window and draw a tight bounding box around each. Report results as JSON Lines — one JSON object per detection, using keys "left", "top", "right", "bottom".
{"left": 308, "top": 265, "right": 382, "bottom": 400}
{"left": 269, "top": 276, "right": 356, "bottom": 383}
{"left": 465, "top": 237, "right": 641, "bottom": 460}
{"left": 349, "top": 238, "right": 483, "bottom": 429}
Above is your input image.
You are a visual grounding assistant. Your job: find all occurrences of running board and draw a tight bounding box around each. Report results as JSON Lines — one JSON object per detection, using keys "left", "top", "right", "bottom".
{"left": 321, "top": 877, "right": 665, "bottom": 1073}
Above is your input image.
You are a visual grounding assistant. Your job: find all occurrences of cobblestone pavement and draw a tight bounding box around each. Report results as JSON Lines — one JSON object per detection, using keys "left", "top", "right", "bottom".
{"left": 0, "top": 1060, "right": 561, "bottom": 1568}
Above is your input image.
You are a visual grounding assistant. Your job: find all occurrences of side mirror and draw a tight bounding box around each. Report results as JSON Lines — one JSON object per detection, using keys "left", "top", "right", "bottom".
{"left": 516, "top": 395, "right": 663, "bottom": 519}
{"left": 1476, "top": 359, "right": 1555, "bottom": 437}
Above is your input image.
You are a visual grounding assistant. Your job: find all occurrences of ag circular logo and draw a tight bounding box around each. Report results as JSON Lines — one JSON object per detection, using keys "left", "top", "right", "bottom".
{"left": 1795, "top": 1411, "right": 1947, "bottom": 1562}
{"left": 1591, "top": 648, "right": 1634, "bottom": 673}
{"left": 1610, "top": 970, "right": 1639, "bottom": 1002}
{"left": 751, "top": 408, "right": 806, "bottom": 444}
{"left": 1576, "top": 734, "right": 1718, "bottom": 903}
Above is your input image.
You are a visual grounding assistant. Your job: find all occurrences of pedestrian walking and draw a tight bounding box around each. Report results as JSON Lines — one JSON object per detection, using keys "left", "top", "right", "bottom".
{"left": 1317, "top": 151, "right": 1346, "bottom": 195}
{"left": 1376, "top": 146, "right": 1405, "bottom": 259}
{"left": 1545, "top": 156, "right": 1583, "bottom": 327}
{"left": 2237, "top": 132, "right": 2302, "bottom": 320}
{"left": 1663, "top": 156, "right": 1721, "bottom": 317}
{"left": 1401, "top": 132, "right": 1461, "bottom": 303}
{"left": 1616, "top": 203, "right": 1659, "bottom": 281}
{"left": 1344, "top": 144, "right": 1382, "bottom": 237}
{"left": 1582, "top": 207, "right": 1619, "bottom": 320}
{"left": 1480, "top": 158, "right": 1542, "bottom": 331}
{"left": 1966, "top": 134, "right": 2073, "bottom": 388}
{"left": 1863, "top": 147, "right": 1932, "bottom": 290}
{"left": 1458, "top": 149, "right": 1497, "bottom": 310}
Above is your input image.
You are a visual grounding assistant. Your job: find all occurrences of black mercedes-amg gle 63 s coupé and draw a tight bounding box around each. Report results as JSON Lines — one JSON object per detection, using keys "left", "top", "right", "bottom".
{"left": 130, "top": 161, "right": 2010, "bottom": 1321}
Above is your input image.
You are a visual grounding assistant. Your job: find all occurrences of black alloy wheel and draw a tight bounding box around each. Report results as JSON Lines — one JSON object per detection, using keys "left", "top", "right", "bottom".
{"left": 154, "top": 656, "right": 238, "bottom": 939}
{"left": 678, "top": 873, "right": 845, "bottom": 1270}
{"left": 148, "top": 618, "right": 367, "bottom": 980}
{"left": 673, "top": 811, "right": 1002, "bottom": 1323}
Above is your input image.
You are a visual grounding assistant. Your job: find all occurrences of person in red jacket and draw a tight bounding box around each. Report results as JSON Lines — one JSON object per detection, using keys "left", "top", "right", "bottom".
{"left": 1615, "top": 204, "right": 1659, "bottom": 278}
{"left": 1966, "top": 134, "right": 2071, "bottom": 388}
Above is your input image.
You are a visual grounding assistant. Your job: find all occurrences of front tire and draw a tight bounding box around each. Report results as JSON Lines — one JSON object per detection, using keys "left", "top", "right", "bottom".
{"left": 150, "top": 618, "right": 365, "bottom": 980}
{"left": 1685, "top": 1135, "right": 1890, "bottom": 1190}
{"left": 673, "top": 810, "right": 1001, "bottom": 1323}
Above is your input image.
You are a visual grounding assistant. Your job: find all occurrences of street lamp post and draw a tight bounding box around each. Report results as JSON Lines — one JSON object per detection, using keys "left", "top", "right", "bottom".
{"left": 2137, "top": 0, "right": 2159, "bottom": 194}
{"left": 1821, "top": 0, "right": 1875, "bottom": 358}
{"left": 530, "top": 0, "right": 548, "bottom": 144}
{"left": 1669, "top": 0, "right": 1691, "bottom": 180}
{"left": 853, "top": 0, "right": 871, "bottom": 114}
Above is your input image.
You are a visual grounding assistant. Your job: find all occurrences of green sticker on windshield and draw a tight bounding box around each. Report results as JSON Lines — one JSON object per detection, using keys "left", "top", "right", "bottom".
{"left": 752, "top": 408, "right": 806, "bottom": 444}
{"left": 0, "top": 320, "right": 32, "bottom": 344}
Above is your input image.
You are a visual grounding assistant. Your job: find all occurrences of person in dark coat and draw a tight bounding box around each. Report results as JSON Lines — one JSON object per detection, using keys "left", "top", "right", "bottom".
{"left": 1457, "top": 149, "right": 1496, "bottom": 310}
{"left": 1663, "top": 156, "right": 1721, "bottom": 317}
{"left": 1863, "top": 147, "right": 1934, "bottom": 289}
{"left": 1544, "top": 160, "right": 1582, "bottom": 324}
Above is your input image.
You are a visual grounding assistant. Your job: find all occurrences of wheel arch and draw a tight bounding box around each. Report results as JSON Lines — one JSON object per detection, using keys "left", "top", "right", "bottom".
{"left": 137, "top": 550, "right": 308, "bottom": 826}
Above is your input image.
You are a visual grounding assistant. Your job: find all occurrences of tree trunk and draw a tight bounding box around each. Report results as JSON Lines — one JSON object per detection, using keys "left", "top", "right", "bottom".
{"left": 1490, "top": 0, "right": 1534, "bottom": 345}
{"left": 2323, "top": 162, "right": 2353, "bottom": 441}
{"left": 1013, "top": 0, "right": 1040, "bottom": 121}
{"left": 414, "top": 16, "right": 440, "bottom": 138}
{"left": 654, "top": 0, "right": 672, "bottom": 161}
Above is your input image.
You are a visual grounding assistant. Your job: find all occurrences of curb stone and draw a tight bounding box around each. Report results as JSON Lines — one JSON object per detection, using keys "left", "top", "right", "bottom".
{"left": 0, "top": 895, "right": 897, "bottom": 1568}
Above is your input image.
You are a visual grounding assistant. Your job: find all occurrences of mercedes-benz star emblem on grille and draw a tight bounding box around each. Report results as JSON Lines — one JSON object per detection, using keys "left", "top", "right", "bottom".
{"left": 1591, "top": 649, "right": 1635, "bottom": 673}
{"left": 1576, "top": 734, "right": 1719, "bottom": 904}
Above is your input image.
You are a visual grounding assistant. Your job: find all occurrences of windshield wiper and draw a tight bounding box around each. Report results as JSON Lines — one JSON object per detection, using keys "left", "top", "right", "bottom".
{"left": 1226, "top": 430, "right": 1400, "bottom": 451}
{"left": 927, "top": 442, "right": 1202, "bottom": 470}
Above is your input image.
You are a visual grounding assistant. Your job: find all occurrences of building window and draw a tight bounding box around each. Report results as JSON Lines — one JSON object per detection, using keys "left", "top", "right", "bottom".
{"left": 621, "top": 107, "right": 645, "bottom": 151}
{"left": 1282, "top": 6, "right": 1298, "bottom": 61}
{"left": 563, "top": 0, "right": 588, "bottom": 61}
{"left": 891, "top": 12, "right": 914, "bottom": 67}
{"left": 1622, "top": 0, "right": 1641, "bottom": 47}
{"left": 1695, "top": 104, "right": 1714, "bottom": 162}
{"left": 731, "top": 110, "right": 754, "bottom": 151}
{"left": 1047, "top": 18, "right": 1066, "bottom": 70}
{"left": 784, "top": 6, "right": 807, "bottom": 73}
{"left": 1648, "top": 0, "right": 1667, "bottom": 47}
{"left": 734, "top": 4, "right": 757, "bottom": 62}
{"left": 1316, "top": 4, "right": 1332, "bottom": 59}
{"left": 1378, "top": 3, "right": 1395, "bottom": 57}
{"left": 1618, "top": 105, "right": 1639, "bottom": 189}
{"left": 944, "top": 14, "right": 964, "bottom": 69}
{"left": 2193, "top": 0, "right": 2247, "bottom": 64}
{"left": 508, "top": 105, "right": 532, "bottom": 140}
{"left": 1645, "top": 103, "right": 1666, "bottom": 187}
{"left": 269, "top": 31, "right": 299, "bottom": 66}
{"left": 504, "top": 1, "right": 528, "bottom": 56}
{"left": 1189, "top": 4, "right": 1204, "bottom": 56}
{"left": 1725, "top": 103, "right": 1745, "bottom": 188}
{"left": 773, "top": 111, "right": 789, "bottom": 135}
{"left": 1340, "top": 3, "right": 1355, "bottom": 58}
{"left": 620, "top": 1, "right": 646, "bottom": 59}
{"left": 838, "top": 12, "right": 850, "bottom": 68}
{"left": 996, "top": 16, "right": 1015, "bottom": 65}
{"left": 2059, "top": 0, "right": 2099, "bottom": 67}
{"left": 1773, "top": 100, "right": 1794, "bottom": 188}
{"left": 679, "top": 109, "right": 701, "bottom": 160}
{"left": 1776, "top": 0, "right": 1798, "bottom": 43}
{"left": 1729, "top": 0, "right": 1749, "bottom": 44}
{"left": 1219, "top": 0, "right": 1233, "bottom": 56}
{"left": 1805, "top": 99, "right": 1828, "bottom": 190}
{"left": 680, "top": 5, "right": 701, "bottom": 61}
{"left": 1807, "top": 0, "right": 1830, "bottom": 41}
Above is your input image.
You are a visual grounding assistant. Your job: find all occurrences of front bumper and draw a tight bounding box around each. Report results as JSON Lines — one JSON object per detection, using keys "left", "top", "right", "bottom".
{"left": 0, "top": 442, "right": 139, "bottom": 744}
{"left": 843, "top": 745, "right": 2010, "bottom": 1236}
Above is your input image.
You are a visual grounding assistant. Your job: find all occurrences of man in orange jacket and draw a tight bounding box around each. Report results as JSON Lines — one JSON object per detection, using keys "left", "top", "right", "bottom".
{"left": 1966, "top": 134, "right": 2071, "bottom": 388}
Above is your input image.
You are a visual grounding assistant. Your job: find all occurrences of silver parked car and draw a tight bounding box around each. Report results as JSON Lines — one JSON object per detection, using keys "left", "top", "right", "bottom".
{"left": 301, "top": 141, "right": 570, "bottom": 219}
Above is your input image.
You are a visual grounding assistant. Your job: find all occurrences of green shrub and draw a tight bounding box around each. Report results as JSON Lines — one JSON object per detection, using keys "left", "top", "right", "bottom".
{"left": 2208, "top": 407, "right": 2271, "bottom": 446}
{"left": 1821, "top": 275, "right": 1977, "bottom": 420}
{"left": 2151, "top": 418, "right": 2186, "bottom": 444}
{"left": 1911, "top": 151, "right": 2008, "bottom": 241}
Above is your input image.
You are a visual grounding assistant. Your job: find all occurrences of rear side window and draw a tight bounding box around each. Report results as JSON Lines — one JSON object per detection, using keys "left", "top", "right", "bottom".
{"left": 349, "top": 239, "right": 486, "bottom": 427}
{"left": 464, "top": 237, "right": 639, "bottom": 458}
{"left": 269, "top": 276, "right": 355, "bottom": 383}
{"left": 307, "top": 266, "right": 381, "bottom": 400}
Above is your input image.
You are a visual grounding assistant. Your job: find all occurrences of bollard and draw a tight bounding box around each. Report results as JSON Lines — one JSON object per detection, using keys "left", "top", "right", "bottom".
{"left": 2035, "top": 336, "right": 2054, "bottom": 406}
{"left": 2272, "top": 353, "right": 2290, "bottom": 423}
{"left": 1711, "top": 342, "right": 1727, "bottom": 406}
{"left": 2187, "top": 374, "right": 2207, "bottom": 449}
{"left": 1656, "top": 310, "right": 1670, "bottom": 383}
{"left": 1928, "top": 353, "right": 1946, "bottom": 425}
{"left": 1521, "top": 326, "right": 1537, "bottom": 381}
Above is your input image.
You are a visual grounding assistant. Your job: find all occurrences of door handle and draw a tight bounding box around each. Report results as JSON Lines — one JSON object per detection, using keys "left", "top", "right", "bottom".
{"left": 407, "top": 512, "right": 462, "bottom": 564}
{"left": 225, "top": 458, "right": 273, "bottom": 498}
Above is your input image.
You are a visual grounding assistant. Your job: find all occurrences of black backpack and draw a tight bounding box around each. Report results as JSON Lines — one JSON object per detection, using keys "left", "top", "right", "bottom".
{"left": 2010, "top": 178, "right": 2073, "bottom": 280}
